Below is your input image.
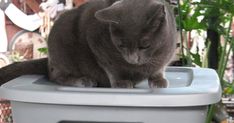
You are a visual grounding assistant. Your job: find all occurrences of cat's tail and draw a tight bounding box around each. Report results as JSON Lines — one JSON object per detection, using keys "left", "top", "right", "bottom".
{"left": 0, "top": 58, "right": 48, "bottom": 85}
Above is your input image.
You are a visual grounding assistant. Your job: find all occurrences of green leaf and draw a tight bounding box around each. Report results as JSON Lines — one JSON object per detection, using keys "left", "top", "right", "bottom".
{"left": 190, "top": 52, "right": 202, "bottom": 66}
{"left": 38, "top": 47, "right": 48, "bottom": 55}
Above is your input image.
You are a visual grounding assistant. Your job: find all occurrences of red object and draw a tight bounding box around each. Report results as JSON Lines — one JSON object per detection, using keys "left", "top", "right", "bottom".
{"left": 74, "top": 0, "right": 86, "bottom": 7}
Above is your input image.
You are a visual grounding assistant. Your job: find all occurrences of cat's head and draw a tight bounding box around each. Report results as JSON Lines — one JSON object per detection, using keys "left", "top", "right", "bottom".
{"left": 95, "top": 0, "right": 166, "bottom": 65}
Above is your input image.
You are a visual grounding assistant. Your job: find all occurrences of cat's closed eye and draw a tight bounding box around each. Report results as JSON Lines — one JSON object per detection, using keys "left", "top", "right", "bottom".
{"left": 118, "top": 42, "right": 128, "bottom": 49}
{"left": 118, "top": 44, "right": 126, "bottom": 48}
{"left": 113, "top": 28, "right": 121, "bottom": 34}
{"left": 116, "top": 38, "right": 127, "bottom": 49}
{"left": 139, "top": 40, "right": 151, "bottom": 50}
{"left": 138, "top": 44, "right": 151, "bottom": 50}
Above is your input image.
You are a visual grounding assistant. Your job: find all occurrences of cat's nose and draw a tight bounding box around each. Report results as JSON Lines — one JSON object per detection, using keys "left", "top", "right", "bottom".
{"left": 127, "top": 53, "right": 139, "bottom": 64}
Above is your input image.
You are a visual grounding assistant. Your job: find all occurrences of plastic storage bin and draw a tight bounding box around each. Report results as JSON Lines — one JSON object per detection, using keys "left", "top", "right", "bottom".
{"left": 0, "top": 67, "right": 221, "bottom": 123}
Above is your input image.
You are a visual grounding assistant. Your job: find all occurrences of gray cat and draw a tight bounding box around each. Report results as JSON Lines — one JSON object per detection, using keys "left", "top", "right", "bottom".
{"left": 0, "top": 0, "right": 176, "bottom": 88}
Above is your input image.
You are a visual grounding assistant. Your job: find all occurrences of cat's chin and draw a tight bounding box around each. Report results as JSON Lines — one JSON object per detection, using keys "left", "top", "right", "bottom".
{"left": 123, "top": 58, "right": 149, "bottom": 65}
{"left": 126, "top": 61, "right": 145, "bottom": 66}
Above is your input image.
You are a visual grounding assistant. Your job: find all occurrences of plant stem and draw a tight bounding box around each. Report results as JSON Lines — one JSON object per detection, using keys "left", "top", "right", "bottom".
{"left": 177, "top": 0, "right": 186, "bottom": 65}
{"left": 184, "top": 31, "right": 192, "bottom": 66}
{"left": 217, "top": 16, "right": 233, "bottom": 87}
{"left": 220, "top": 38, "right": 234, "bottom": 83}
{"left": 202, "top": 41, "right": 211, "bottom": 68}
{"left": 206, "top": 104, "right": 216, "bottom": 123}
{"left": 218, "top": 16, "right": 233, "bottom": 71}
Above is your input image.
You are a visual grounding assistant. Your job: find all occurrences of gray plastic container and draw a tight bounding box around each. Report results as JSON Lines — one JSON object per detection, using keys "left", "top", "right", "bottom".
{"left": 0, "top": 67, "right": 221, "bottom": 123}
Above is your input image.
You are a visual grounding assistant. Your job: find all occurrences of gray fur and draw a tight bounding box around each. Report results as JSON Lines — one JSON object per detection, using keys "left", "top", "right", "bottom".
{"left": 0, "top": 0, "right": 176, "bottom": 88}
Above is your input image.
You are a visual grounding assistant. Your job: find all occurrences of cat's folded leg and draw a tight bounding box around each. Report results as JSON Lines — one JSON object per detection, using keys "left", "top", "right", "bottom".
{"left": 112, "top": 80, "right": 134, "bottom": 88}
{"left": 148, "top": 72, "right": 168, "bottom": 88}
{"left": 49, "top": 65, "right": 98, "bottom": 87}
{"left": 53, "top": 76, "right": 98, "bottom": 87}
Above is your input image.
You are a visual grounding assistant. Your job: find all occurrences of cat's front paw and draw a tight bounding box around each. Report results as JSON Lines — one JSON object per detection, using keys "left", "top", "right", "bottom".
{"left": 72, "top": 77, "right": 98, "bottom": 87}
{"left": 112, "top": 80, "right": 134, "bottom": 88}
{"left": 148, "top": 77, "right": 168, "bottom": 88}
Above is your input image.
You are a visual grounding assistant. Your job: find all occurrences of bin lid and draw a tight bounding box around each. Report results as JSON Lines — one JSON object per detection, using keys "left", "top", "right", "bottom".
{"left": 0, "top": 67, "right": 222, "bottom": 107}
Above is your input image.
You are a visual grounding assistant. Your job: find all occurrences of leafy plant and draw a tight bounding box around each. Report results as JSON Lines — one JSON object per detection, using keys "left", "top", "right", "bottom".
{"left": 177, "top": 0, "right": 234, "bottom": 122}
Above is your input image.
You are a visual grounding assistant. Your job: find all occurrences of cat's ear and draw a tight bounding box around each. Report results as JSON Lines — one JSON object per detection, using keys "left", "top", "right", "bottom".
{"left": 95, "top": 2, "right": 122, "bottom": 24}
{"left": 147, "top": 3, "right": 165, "bottom": 25}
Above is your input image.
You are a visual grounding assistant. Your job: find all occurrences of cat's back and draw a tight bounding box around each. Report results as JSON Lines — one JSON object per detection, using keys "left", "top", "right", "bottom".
{"left": 47, "top": 0, "right": 119, "bottom": 56}
{"left": 48, "top": 0, "right": 118, "bottom": 44}
{"left": 53, "top": 0, "right": 118, "bottom": 25}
